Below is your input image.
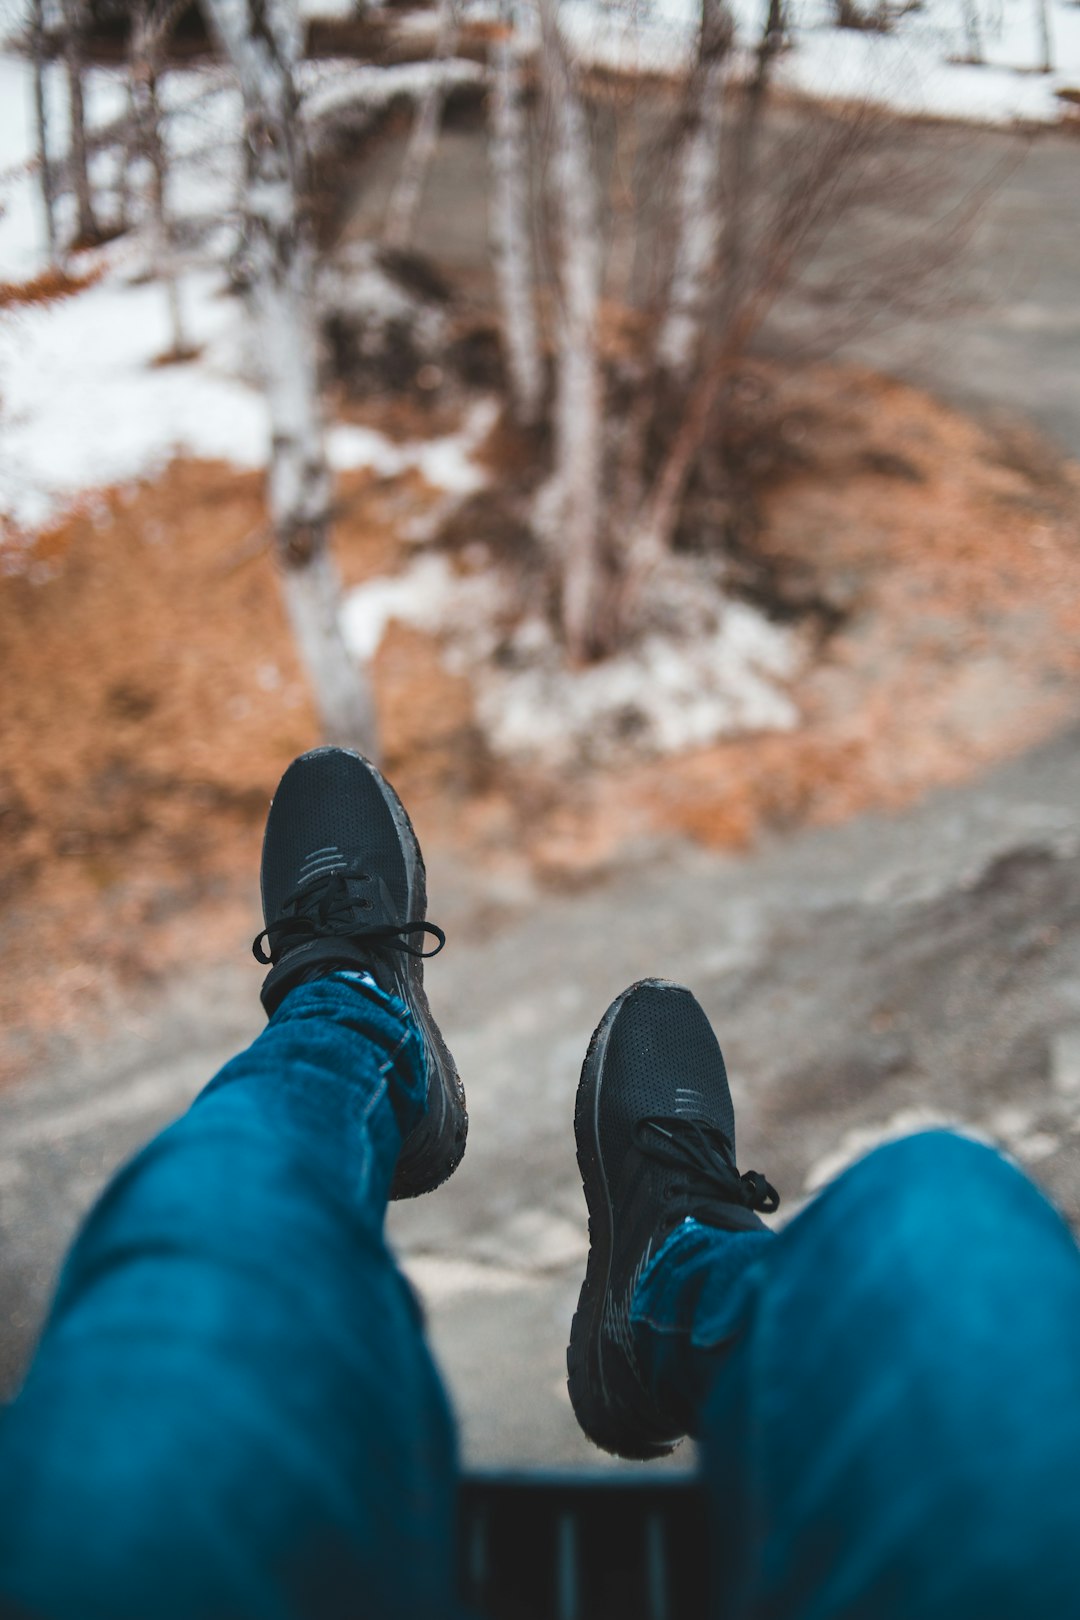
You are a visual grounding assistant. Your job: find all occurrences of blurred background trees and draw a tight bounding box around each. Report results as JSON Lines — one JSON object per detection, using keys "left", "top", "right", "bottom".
{"left": 13, "top": 0, "right": 981, "bottom": 742}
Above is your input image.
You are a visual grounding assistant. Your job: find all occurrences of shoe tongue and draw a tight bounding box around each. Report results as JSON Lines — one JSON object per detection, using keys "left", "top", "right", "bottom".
{"left": 365, "top": 871, "right": 404, "bottom": 928}
{"left": 636, "top": 1118, "right": 756, "bottom": 1226}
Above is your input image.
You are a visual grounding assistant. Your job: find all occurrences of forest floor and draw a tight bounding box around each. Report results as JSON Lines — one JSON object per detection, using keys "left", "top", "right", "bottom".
{"left": 2, "top": 356, "right": 1079, "bottom": 1086}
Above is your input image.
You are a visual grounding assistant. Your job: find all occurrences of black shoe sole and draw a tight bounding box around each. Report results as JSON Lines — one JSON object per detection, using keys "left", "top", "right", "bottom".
{"left": 567, "top": 979, "right": 683, "bottom": 1461}
{"left": 376, "top": 756, "right": 468, "bottom": 1200}
{"left": 312, "top": 748, "right": 467, "bottom": 1201}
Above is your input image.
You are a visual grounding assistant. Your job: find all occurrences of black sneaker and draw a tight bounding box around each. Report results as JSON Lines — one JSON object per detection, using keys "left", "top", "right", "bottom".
{"left": 567, "top": 979, "right": 779, "bottom": 1459}
{"left": 253, "top": 746, "right": 467, "bottom": 1199}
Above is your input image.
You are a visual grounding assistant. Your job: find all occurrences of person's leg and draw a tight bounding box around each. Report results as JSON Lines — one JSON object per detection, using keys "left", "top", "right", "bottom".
{"left": 0, "top": 747, "right": 469, "bottom": 1620}
{"left": 634, "top": 1130, "right": 1080, "bottom": 1619}
{"left": 0, "top": 974, "right": 458, "bottom": 1620}
{"left": 567, "top": 980, "right": 1080, "bottom": 1619}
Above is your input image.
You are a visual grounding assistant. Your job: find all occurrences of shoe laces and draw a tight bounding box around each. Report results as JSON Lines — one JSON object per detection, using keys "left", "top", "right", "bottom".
{"left": 252, "top": 861, "right": 446, "bottom": 966}
{"left": 631, "top": 1115, "right": 780, "bottom": 1220}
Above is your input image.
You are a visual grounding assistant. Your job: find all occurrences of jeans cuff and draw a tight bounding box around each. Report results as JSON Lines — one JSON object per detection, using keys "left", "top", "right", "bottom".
{"left": 630, "top": 1219, "right": 775, "bottom": 1434}
{"left": 270, "top": 972, "right": 427, "bottom": 1133}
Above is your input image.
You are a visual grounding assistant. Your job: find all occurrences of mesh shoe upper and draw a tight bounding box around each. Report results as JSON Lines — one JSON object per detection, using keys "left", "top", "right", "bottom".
{"left": 596, "top": 983, "right": 737, "bottom": 1176}
{"left": 260, "top": 746, "right": 412, "bottom": 934}
{"left": 569, "top": 979, "right": 778, "bottom": 1459}
{"left": 255, "top": 746, "right": 466, "bottom": 1199}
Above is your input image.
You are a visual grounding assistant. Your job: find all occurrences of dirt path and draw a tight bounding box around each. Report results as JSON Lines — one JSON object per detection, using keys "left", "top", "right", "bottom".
{"left": 347, "top": 118, "right": 1080, "bottom": 456}
{"left": 3, "top": 720, "right": 1078, "bottom": 1467}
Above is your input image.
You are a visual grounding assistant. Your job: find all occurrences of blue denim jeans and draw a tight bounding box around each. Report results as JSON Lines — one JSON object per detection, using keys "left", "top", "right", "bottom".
{"left": 2, "top": 978, "right": 1080, "bottom": 1619}
{"left": 633, "top": 1132, "right": 1080, "bottom": 1619}
{"left": 0, "top": 976, "right": 458, "bottom": 1620}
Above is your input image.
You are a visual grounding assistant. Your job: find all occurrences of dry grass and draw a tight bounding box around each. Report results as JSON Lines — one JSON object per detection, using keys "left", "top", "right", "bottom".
{"left": 0, "top": 265, "right": 103, "bottom": 310}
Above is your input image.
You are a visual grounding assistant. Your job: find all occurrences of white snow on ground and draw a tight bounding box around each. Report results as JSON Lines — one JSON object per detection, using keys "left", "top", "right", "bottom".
{"left": 0, "top": 56, "right": 131, "bottom": 282}
{"left": 0, "top": 54, "right": 64, "bottom": 282}
{"left": 342, "top": 551, "right": 802, "bottom": 761}
{"left": 331, "top": 398, "right": 498, "bottom": 493}
{"left": 0, "top": 38, "right": 495, "bottom": 535}
{"left": 302, "top": 55, "right": 483, "bottom": 124}
{"left": 341, "top": 551, "right": 503, "bottom": 660}
{"left": 0, "top": 253, "right": 497, "bottom": 535}
{"left": 804, "top": 1106, "right": 961, "bottom": 1190}
{"left": 478, "top": 599, "right": 800, "bottom": 761}
{"left": 558, "top": 0, "right": 1080, "bottom": 123}
{"left": 776, "top": 0, "right": 1080, "bottom": 123}
{"left": 0, "top": 265, "right": 265, "bottom": 534}
{"left": 801, "top": 1100, "right": 1066, "bottom": 1196}
{"left": 299, "top": 0, "right": 359, "bottom": 18}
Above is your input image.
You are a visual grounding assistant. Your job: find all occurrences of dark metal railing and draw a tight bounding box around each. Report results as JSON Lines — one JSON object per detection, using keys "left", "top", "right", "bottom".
{"left": 459, "top": 1470, "right": 709, "bottom": 1620}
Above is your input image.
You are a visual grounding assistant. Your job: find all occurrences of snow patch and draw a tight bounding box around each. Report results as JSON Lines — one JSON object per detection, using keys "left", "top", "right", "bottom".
{"left": 342, "top": 550, "right": 802, "bottom": 762}
{"left": 478, "top": 600, "right": 800, "bottom": 763}
{"left": 0, "top": 264, "right": 265, "bottom": 532}
{"left": 299, "top": 0, "right": 360, "bottom": 20}
{"left": 341, "top": 550, "right": 502, "bottom": 661}
{"left": 301, "top": 55, "right": 483, "bottom": 127}
{"left": 555, "top": 0, "right": 1080, "bottom": 125}
{"left": 328, "top": 397, "right": 497, "bottom": 493}
{"left": 0, "top": 57, "right": 130, "bottom": 282}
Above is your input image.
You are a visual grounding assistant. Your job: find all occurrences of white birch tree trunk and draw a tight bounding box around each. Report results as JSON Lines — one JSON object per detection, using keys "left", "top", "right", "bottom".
{"left": 131, "top": 8, "right": 188, "bottom": 356}
{"left": 657, "top": 0, "right": 733, "bottom": 381}
{"left": 147, "top": 75, "right": 187, "bottom": 355}
{"left": 61, "top": 0, "right": 99, "bottom": 244}
{"left": 489, "top": 1, "right": 543, "bottom": 423}
{"left": 383, "top": 0, "right": 458, "bottom": 251}
{"left": 202, "top": 0, "right": 378, "bottom": 756}
{"left": 1034, "top": 0, "right": 1053, "bottom": 71}
{"left": 537, "top": 0, "right": 603, "bottom": 661}
{"left": 116, "top": 83, "right": 137, "bottom": 232}
{"left": 622, "top": 0, "right": 780, "bottom": 634}
{"left": 961, "top": 0, "right": 984, "bottom": 62}
{"left": 30, "top": 0, "right": 58, "bottom": 266}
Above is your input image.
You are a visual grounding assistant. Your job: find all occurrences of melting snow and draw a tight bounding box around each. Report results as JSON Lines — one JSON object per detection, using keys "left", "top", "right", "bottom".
{"left": 341, "top": 551, "right": 503, "bottom": 661}
{"left": 478, "top": 600, "right": 800, "bottom": 763}
{"left": 549, "top": 0, "right": 1080, "bottom": 123}
{"left": 0, "top": 264, "right": 266, "bottom": 532}
{"left": 342, "top": 551, "right": 802, "bottom": 761}
{"left": 328, "top": 399, "right": 497, "bottom": 492}
{"left": 0, "top": 39, "right": 500, "bottom": 534}
{"left": 301, "top": 55, "right": 483, "bottom": 126}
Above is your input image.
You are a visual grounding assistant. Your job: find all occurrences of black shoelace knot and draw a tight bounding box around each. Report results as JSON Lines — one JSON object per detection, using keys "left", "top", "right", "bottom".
{"left": 632, "top": 1115, "right": 780, "bottom": 1218}
{"left": 252, "top": 862, "right": 445, "bottom": 966}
